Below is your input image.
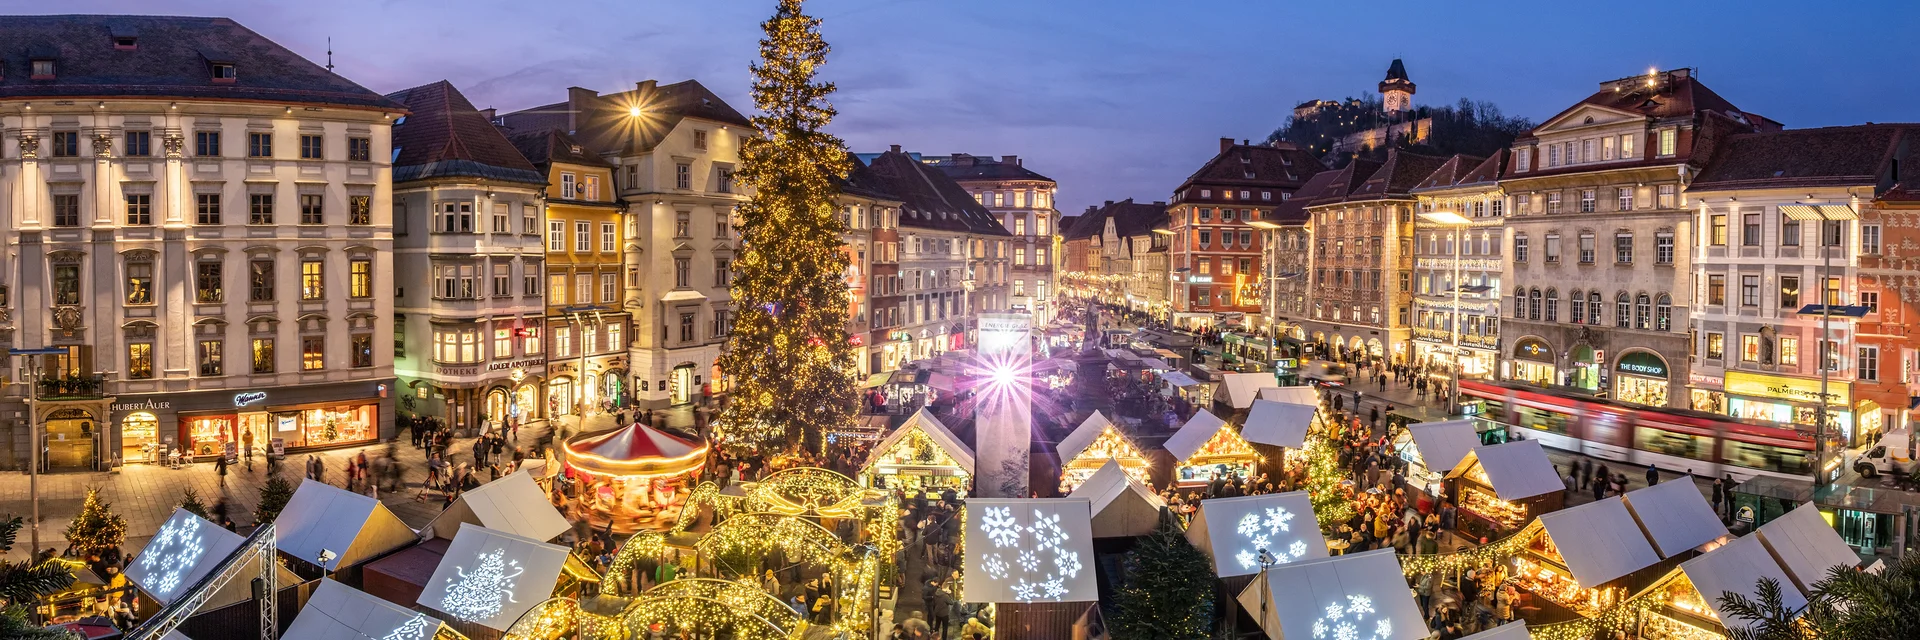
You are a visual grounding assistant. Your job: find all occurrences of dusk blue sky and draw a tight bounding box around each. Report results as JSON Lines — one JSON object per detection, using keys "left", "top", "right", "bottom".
{"left": 16, "top": 0, "right": 1918, "bottom": 215}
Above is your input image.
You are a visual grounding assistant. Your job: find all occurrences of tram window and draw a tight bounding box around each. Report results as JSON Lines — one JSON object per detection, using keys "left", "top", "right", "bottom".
{"left": 1634, "top": 427, "right": 1711, "bottom": 460}
{"left": 1481, "top": 399, "right": 1511, "bottom": 422}
{"left": 1513, "top": 405, "right": 1573, "bottom": 435}
{"left": 1721, "top": 440, "right": 1813, "bottom": 475}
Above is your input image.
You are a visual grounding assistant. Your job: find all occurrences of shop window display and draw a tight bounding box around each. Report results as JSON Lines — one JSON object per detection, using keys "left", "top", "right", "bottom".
{"left": 295, "top": 404, "right": 375, "bottom": 447}
{"left": 122, "top": 411, "right": 159, "bottom": 464}
{"left": 186, "top": 415, "right": 235, "bottom": 457}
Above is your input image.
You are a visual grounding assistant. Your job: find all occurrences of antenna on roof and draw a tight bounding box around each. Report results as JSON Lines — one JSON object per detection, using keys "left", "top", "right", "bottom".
{"left": 325, "top": 37, "right": 334, "bottom": 73}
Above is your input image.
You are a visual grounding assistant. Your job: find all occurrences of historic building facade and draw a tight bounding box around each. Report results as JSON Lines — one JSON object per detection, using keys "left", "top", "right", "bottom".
{"left": 1859, "top": 177, "right": 1920, "bottom": 440}
{"left": 929, "top": 154, "right": 1058, "bottom": 325}
{"left": 1298, "top": 150, "right": 1449, "bottom": 363}
{"left": 1409, "top": 152, "right": 1508, "bottom": 384}
{"left": 1167, "top": 138, "right": 1324, "bottom": 329}
{"left": 838, "top": 155, "right": 904, "bottom": 375}
{"left": 858, "top": 147, "right": 1011, "bottom": 368}
{"left": 0, "top": 16, "right": 400, "bottom": 469}
{"left": 389, "top": 81, "right": 548, "bottom": 432}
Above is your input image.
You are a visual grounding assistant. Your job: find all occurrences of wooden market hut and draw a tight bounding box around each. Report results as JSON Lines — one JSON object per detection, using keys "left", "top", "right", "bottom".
{"left": 861, "top": 407, "right": 976, "bottom": 492}
{"left": 1055, "top": 411, "right": 1152, "bottom": 493}
{"left": 1159, "top": 409, "right": 1259, "bottom": 489}
{"left": 1445, "top": 440, "right": 1565, "bottom": 540}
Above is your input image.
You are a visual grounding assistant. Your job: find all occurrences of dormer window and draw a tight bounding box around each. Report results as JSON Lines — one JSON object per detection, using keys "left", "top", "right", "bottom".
{"left": 30, "top": 59, "right": 55, "bottom": 79}
{"left": 212, "top": 63, "right": 237, "bottom": 83}
{"left": 114, "top": 36, "right": 138, "bottom": 50}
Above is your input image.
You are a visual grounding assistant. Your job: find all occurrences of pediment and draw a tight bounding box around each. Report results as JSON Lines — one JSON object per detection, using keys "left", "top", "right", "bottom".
{"left": 1536, "top": 103, "right": 1644, "bottom": 134}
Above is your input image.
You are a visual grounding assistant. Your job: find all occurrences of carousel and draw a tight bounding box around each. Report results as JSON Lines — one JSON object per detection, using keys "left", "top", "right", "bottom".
{"left": 559, "top": 423, "right": 708, "bottom": 534}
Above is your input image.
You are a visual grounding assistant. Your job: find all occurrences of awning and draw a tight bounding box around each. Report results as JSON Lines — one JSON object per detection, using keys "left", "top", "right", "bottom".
{"left": 1622, "top": 477, "right": 1731, "bottom": 557}
{"left": 418, "top": 523, "right": 572, "bottom": 631}
{"left": 860, "top": 372, "right": 892, "bottom": 389}
{"left": 286, "top": 579, "right": 454, "bottom": 640}
{"left": 1756, "top": 502, "right": 1861, "bottom": 593}
{"left": 1161, "top": 371, "right": 1202, "bottom": 388}
{"left": 1237, "top": 550, "right": 1428, "bottom": 640}
{"left": 1243, "top": 399, "right": 1314, "bottom": 449}
{"left": 864, "top": 407, "right": 976, "bottom": 474}
{"left": 1405, "top": 420, "right": 1481, "bottom": 474}
{"left": 1070, "top": 459, "right": 1166, "bottom": 539}
{"left": 422, "top": 469, "right": 572, "bottom": 542}
{"left": 274, "top": 481, "right": 417, "bottom": 571}
{"left": 962, "top": 498, "right": 1099, "bottom": 603}
{"left": 1679, "top": 535, "right": 1806, "bottom": 633}
{"left": 1164, "top": 409, "right": 1229, "bottom": 461}
{"left": 1449, "top": 440, "right": 1563, "bottom": 501}
{"left": 1536, "top": 497, "right": 1663, "bottom": 587}
{"left": 1185, "top": 491, "right": 1327, "bottom": 577}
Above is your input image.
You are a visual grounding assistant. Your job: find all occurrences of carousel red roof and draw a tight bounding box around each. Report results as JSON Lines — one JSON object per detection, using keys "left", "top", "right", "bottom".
{"left": 561, "top": 423, "right": 708, "bottom": 477}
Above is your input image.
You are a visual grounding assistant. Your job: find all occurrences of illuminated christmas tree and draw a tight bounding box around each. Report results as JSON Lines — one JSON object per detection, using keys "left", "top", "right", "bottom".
{"left": 439, "top": 547, "right": 522, "bottom": 622}
{"left": 63, "top": 487, "right": 126, "bottom": 560}
{"left": 714, "top": 0, "right": 858, "bottom": 453}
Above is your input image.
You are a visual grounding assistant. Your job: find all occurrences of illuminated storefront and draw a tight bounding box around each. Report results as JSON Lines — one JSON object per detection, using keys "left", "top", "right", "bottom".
{"left": 1509, "top": 337, "right": 1557, "bottom": 386}
{"left": 1719, "top": 371, "right": 1858, "bottom": 443}
{"left": 111, "top": 383, "right": 393, "bottom": 461}
{"left": 1613, "top": 351, "right": 1671, "bottom": 407}
{"left": 120, "top": 411, "right": 160, "bottom": 464}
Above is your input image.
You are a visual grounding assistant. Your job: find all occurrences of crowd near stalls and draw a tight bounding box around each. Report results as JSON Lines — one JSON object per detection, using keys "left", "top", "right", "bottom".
{"left": 860, "top": 408, "right": 976, "bottom": 493}
{"left": 1055, "top": 412, "right": 1153, "bottom": 493}
{"left": 1398, "top": 419, "right": 1484, "bottom": 497}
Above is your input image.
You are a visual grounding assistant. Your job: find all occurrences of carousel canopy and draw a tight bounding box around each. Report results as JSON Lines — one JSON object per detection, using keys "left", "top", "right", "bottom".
{"left": 1448, "top": 440, "right": 1562, "bottom": 501}
{"left": 1679, "top": 534, "right": 1806, "bottom": 633}
{"left": 1405, "top": 420, "right": 1481, "bottom": 474}
{"left": 1243, "top": 399, "right": 1314, "bottom": 449}
{"left": 561, "top": 422, "right": 707, "bottom": 478}
{"left": 962, "top": 498, "right": 1098, "bottom": 604}
{"left": 1058, "top": 411, "right": 1120, "bottom": 466}
{"left": 1460, "top": 621, "right": 1533, "bottom": 640}
{"left": 286, "top": 578, "right": 454, "bottom": 640}
{"left": 126, "top": 508, "right": 246, "bottom": 606}
{"left": 1187, "top": 491, "right": 1328, "bottom": 578}
{"left": 423, "top": 469, "right": 570, "bottom": 542}
{"left": 865, "top": 407, "right": 976, "bottom": 473}
{"left": 1219, "top": 373, "right": 1273, "bottom": 409}
{"left": 1165, "top": 409, "right": 1231, "bottom": 462}
{"left": 1256, "top": 385, "right": 1317, "bottom": 405}
{"left": 1236, "top": 549, "right": 1429, "bottom": 640}
{"left": 1756, "top": 502, "right": 1861, "bottom": 593}
{"left": 1536, "top": 497, "right": 1663, "bottom": 587}
{"left": 1622, "top": 477, "right": 1730, "bottom": 558}
{"left": 275, "top": 480, "right": 418, "bottom": 571}
{"left": 1069, "top": 459, "right": 1165, "bottom": 539}
{"left": 418, "top": 523, "right": 571, "bottom": 631}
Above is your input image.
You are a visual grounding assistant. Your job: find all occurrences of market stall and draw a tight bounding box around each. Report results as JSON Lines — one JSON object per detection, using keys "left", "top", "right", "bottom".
{"left": 1184, "top": 491, "right": 1327, "bottom": 578}
{"left": 1754, "top": 502, "right": 1861, "bottom": 593}
{"left": 126, "top": 508, "right": 297, "bottom": 612}
{"left": 1163, "top": 409, "right": 1260, "bottom": 488}
{"left": 1216, "top": 372, "right": 1272, "bottom": 411}
{"left": 1460, "top": 622, "right": 1532, "bottom": 640}
{"left": 1071, "top": 459, "right": 1166, "bottom": 539}
{"left": 423, "top": 469, "right": 572, "bottom": 542}
{"left": 285, "top": 578, "right": 460, "bottom": 640}
{"left": 555, "top": 423, "right": 708, "bottom": 533}
{"left": 1445, "top": 440, "right": 1565, "bottom": 540}
{"left": 1398, "top": 420, "right": 1481, "bottom": 498}
{"left": 1242, "top": 397, "right": 1317, "bottom": 481}
{"left": 1256, "top": 385, "right": 1318, "bottom": 406}
{"left": 1056, "top": 411, "right": 1152, "bottom": 493}
{"left": 861, "top": 407, "right": 975, "bottom": 492}
{"left": 273, "top": 481, "right": 417, "bottom": 573}
{"left": 1236, "top": 549, "right": 1429, "bottom": 640}
{"left": 1637, "top": 535, "right": 1804, "bottom": 640}
{"left": 418, "top": 523, "right": 571, "bottom": 632}
{"left": 962, "top": 498, "right": 1098, "bottom": 603}
{"left": 1512, "top": 497, "right": 1664, "bottom": 619}
{"left": 1622, "top": 478, "right": 1731, "bottom": 558}
{"left": 1159, "top": 371, "right": 1211, "bottom": 407}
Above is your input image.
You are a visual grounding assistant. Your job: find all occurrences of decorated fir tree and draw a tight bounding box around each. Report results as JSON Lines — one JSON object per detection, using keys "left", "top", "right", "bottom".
{"left": 713, "top": 0, "right": 858, "bottom": 453}
{"left": 255, "top": 474, "right": 295, "bottom": 526}
{"left": 1107, "top": 508, "right": 1215, "bottom": 639}
{"left": 0, "top": 515, "right": 75, "bottom": 604}
{"left": 62, "top": 487, "right": 125, "bottom": 560}
{"left": 178, "top": 488, "right": 211, "bottom": 519}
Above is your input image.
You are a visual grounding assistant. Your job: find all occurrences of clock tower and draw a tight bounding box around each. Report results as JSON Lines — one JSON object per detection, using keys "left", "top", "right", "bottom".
{"left": 1379, "top": 58, "right": 1416, "bottom": 116}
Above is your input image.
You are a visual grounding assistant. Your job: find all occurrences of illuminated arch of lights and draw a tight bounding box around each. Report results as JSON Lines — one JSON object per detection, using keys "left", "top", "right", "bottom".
{"left": 692, "top": 513, "right": 879, "bottom": 636}
{"left": 621, "top": 578, "right": 803, "bottom": 640}
{"left": 500, "top": 597, "right": 579, "bottom": 640}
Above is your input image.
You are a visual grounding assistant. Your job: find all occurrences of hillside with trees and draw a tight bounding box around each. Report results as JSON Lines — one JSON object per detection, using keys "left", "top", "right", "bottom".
{"left": 1267, "top": 95, "right": 1534, "bottom": 168}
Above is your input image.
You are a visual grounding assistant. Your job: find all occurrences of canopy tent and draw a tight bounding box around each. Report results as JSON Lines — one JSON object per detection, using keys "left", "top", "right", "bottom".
{"left": 1161, "top": 371, "right": 1202, "bottom": 388}
{"left": 1403, "top": 420, "right": 1480, "bottom": 475}
{"left": 860, "top": 372, "right": 891, "bottom": 389}
{"left": 1756, "top": 502, "right": 1861, "bottom": 593}
{"left": 1218, "top": 373, "right": 1273, "bottom": 409}
{"left": 1236, "top": 549, "right": 1428, "bottom": 640}
{"left": 1165, "top": 409, "right": 1259, "bottom": 486}
{"left": 1449, "top": 441, "right": 1562, "bottom": 501}
{"left": 1242, "top": 399, "right": 1314, "bottom": 449}
{"left": 1535, "top": 497, "right": 1663, "bottom": 587}
{"left": 418, "top": 523, "right": 572, "bottom": 631}
{"left": 962, "top": 498, "right": 1098, "bottom": 603}
{"left": 1677, "top": 535, "right": 1806, "bottom": 633}
{"left": 862, "top": 407, "right": 976, "bottom": 492}
{"left": 285, "top": 578, "right": 457, "bottom": 640}
{"left": 1622, "top": 478, "right": 1730, "bottom": 558}
{"left": 1460, "top": 621, "right": 1532, "bottom": 640}
{"left": 423, "top": 470, "right": 571, "bottom": 542}
{"left": 1069, "top": 459, "right": 1166, "bottom": 538}
{"left": 1256, "top": 386, "right": 1318, "bottom": 406}
{"left": 1185, "top": 491, "right": 1327, "bottom": 578}
{"left": 1055, "top": 412, "right": 1151, "bottom": 492}
{"left": 126, "top": 508, "right": 246, "bottom": 606}
{"left": 274, "top": 480, "right": 418, "bottom": 571}
{"left": 560, "top": 422, "right": 707, "bottom": 478}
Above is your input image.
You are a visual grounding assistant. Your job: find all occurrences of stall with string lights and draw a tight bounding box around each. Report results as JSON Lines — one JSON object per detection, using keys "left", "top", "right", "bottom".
{"left": 1445, "top": 440, "right": 1565, "bottom": 540}
{"left": 1055, "top": 411, "right": 1152, "bottom": 493}
{"left": 1397, "top": 420, "right": 1481, "bottom": 498}
{"left": 1241, "top": 396, "right": 1317, "bottom": 481}
{"left": 860, "top": 407, "right": 975, "bottom": 492}
{"left": 557, "top": 422, "right": 708, "bottom": 533}
{"left": 1163, "top": 409, "right": 1260, "bottom": 488}
{"left": 1510, "top": 497, "right": 1665, "bottom": 621}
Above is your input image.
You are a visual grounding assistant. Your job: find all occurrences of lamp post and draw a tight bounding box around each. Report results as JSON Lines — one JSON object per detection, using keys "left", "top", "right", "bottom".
{"left": 1785, "top": 202, "right": 1860, "bottom": 489}
{"left": 1420, "top": 210, "right": 1473, "bottom": 416}
{"left": 10, "top": 347, "right": 65, "bottom": 555}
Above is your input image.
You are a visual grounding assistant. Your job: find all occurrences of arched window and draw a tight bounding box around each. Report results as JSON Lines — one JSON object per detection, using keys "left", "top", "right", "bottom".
{"left": 1656, "top": 294, "right": 1672, "bottom": 331}
{"left": 1635, "top": 294, "right": 1652, "bottom": 330}
{"left": 1529, "top": 288, "right": 1542, "bottom": 320}
{"left": 1570, "top": 289, "right": 1586, "bottom": 324}
{"left": 1514, "top": 291, "right": 1526, "bottom": 319}
{"left": 1616, "top": 292, "right": 1632, "bottom": 328}
{"left": 1588, "top": 292, "right": 1603, "bottom": 325}
{"left": 1545, "top": 288, "right": 1559, "bottom": 322}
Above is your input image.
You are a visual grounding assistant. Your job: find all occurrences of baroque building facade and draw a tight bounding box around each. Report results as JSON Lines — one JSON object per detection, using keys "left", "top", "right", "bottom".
{"left": 1167, "top": 138, "right": 1324, "bottom": 330}
{"left": 1298, "top": 150, "right": 1449, "bottom": 363}
{"left": 1409, "top": 152, "right": 1507, "bottom": 385}
{"left": 928, "top": 154, "right": 1057, "bottom": 325}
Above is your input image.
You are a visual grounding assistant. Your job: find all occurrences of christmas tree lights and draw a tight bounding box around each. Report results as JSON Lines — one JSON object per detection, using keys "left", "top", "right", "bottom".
{"left": 439, "top": 547, "right": 526, "bottom": 622}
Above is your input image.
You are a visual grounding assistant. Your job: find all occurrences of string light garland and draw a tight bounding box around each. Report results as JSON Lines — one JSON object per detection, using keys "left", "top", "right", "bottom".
{"left": 501, "top": 597, "right": 580, "bottom": 640}
{"left": 1397, "top": 520, "right": 1541, "bottom": 577}
{"left": 620, "top": 578, "right": 802, "bottom": 640}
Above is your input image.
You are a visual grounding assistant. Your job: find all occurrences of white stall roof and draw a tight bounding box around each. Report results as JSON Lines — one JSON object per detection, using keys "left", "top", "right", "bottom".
{"left": 286, "top": 578, "right": 453, "bottom": 640}
{"left": 1460, "top": 621, "right": 1532, "bottom": 640}
{"left": 1237, "top": 549, "right": 1429, "bottom": 640}
{"left": 1256, "top": 386, "right": 1318, "bottom": 406}
{"left": 866, "top": 407, "right": 976, "bottom": 472}
{"left": 963, "top": 498, "right": 1098, "bottom": 604}
{"left": 1070, "top": 459, "right": 1166, "bottom": 538}
{"left": 275, "top": 480, "right": 418, "bottom": 571}
{"left": 1536, "top": 497, "right": 1662, "bottom": 587}
{"left": 1144, "top": 358, "right": 1171, "bottom": 370}
{"left": 1757, "top": 502, "right": 1861, "bottom": 593}
{"left": 126, "top": 508, "right": 246, "bottom": 605}
{"left": 1165, "top": 409, "right": 1230, "bottom": 461}
{"left": 1622, "top": 478, "right": 1729, "bottom": 557}
{"left": 1450, "top": 440, "right": 1563, "bottom": 501}
{"left": 1161, "top": 371, "right": 1202, "bottom": 388}
{"left": 423, "top": 469, "right": 570, "bottom": 542}
{"left": 1187, "top": 491, "right": 1328, "bottom": 578}
{"left": 1058, "top": 411, "right": 1119, "bottom": 465}
{"left": 1243, "top": 399, "right": 1315, "bottom": 449}
{"left": 1679, "top": 534, "right": 1806, "bottom": 633}
{"left": 1219, "top": 373, "right": 1273, "bottom": 409}
{"left": 418, "top": 523, "right": 572, "bottom": 631}
{"left": 1405, "top": 420, "right": 1480, "bottom": 474}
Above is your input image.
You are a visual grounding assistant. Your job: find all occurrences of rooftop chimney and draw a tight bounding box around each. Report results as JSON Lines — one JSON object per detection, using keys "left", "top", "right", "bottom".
{"left": 1220, "top": 137, "right": 1235, "bottom": 153}
{"left": 1002, "top": 155, "right": 1019, "bottom": 166}
{"left": 1243, "top": 139, "right": 1251, "bottom": 146}
{"left": 479, "top": 107, "right": 497, "bottom": 123}
{"left": 636, "top": 79, "right": 657, "bottom": 95}
{"left": 890, "top": 144, "right": 902, "bottom": 153}
{"left": 1105, "top": 200, "right": 1114, "bottom": 206}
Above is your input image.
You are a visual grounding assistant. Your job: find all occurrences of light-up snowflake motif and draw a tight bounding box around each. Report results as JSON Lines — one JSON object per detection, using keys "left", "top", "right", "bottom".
{"left": 1311, "top": 594, "right": 1392, "bottom": 640}
{"left": 983, "top": 554, "right": 1009, "bottom": 579}
{"left": 1028, "top": 510, "right": 1067, "bottom": 551}
{"left": 1053, "top": 550, "right": 1082, "bottom": 578}
{"left": 979, "top": 507, "right": 1021, "bottom": 547}
{"left": 382, "top": 614, "right": 432, "bottom": 640}
{"left": 1017, "top": 550, "right": 1040, "bottom": 572}
{"left": 1011, "top": 579, "right": 1039, "bottom": 600}
{"left": 138, "top": 514, "right": 208, "bottom": 597}
{"left": 1235, "top": 504, "right": 1309, "bottom": 570}
{"left": 439, "top": 547, "right": 525, "bottom": 622}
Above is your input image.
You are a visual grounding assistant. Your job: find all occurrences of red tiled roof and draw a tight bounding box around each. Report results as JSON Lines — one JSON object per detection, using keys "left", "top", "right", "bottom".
{"left": 1299, "top": 158, "right": 1384, "bottom": 207}
{"left": 1268, "top": 170, "right": 1343, "bottom": 223}
{"left": 862, "top": 150, "right": 1011, "bottom": 236}
{"left": 1411, "top": 153, "right": 1487, "bottom": 191}
{"left": 1173, "top": 141, "right": 1327, "bottom": 193}
{"left": 505, "top": 127, "right": 614, "bottom": 171}
{"left": 1087, "top": 199, "right": 1167, "bottom": 238}
{"left": 1689, "top": 124, "right": 1915, "bottom": 192}
{"left": 386, "top": 80, "right": 545, "bottom": 185}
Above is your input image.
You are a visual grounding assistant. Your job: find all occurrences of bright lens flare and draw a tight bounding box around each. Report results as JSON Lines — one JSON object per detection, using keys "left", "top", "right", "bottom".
{"left": 628, "top": 105, "right": 643, "bottom": 118}
{"left": 990, "top": 366, "right": 1019, "bottom": 387}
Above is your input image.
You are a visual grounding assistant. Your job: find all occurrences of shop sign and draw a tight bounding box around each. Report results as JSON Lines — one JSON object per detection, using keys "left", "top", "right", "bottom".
{"left": 1274, "top": 358, "right": 1299, "bottom": 370}
{"left": 1725, "top": 371, "right": 1850, "bottom": 405}
{"left": 1513, "top": 338, "right": 1554, "bottom": 363}
{"left": 1188, "top": 275, "right": 1213, "bottom": 284}
{"left": 549, "top": 362, "right": 576, "bottom": 375}
{"left": 1615, "top": 351, "right": 1669, "bottom": 378}
{"left": 111, "top": 399, "right": 171, "bottom": 412}
{"left": 1689, "top": 372, "right": 1724, "bottom": 387}
{"left": 233, "top": 391, "right": 268, "bottom": 407}
{"left": 486, "top": 358, "right": 546, "bottom": 371}
{"left": 436, "top": 364, "right": 479, "bottom": 377}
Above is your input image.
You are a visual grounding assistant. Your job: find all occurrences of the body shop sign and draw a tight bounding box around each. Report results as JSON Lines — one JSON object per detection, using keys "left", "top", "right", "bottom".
{"left": 233, "top": 391, "right": 268, "bottom": 408}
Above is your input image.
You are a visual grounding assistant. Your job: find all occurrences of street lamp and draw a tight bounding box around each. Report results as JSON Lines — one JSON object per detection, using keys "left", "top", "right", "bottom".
{"left": 1419, "top": 210, "right": 1473, "bottom": 416}
{"left": 1784, "top": 202, "right": 1860, "bottom": 489}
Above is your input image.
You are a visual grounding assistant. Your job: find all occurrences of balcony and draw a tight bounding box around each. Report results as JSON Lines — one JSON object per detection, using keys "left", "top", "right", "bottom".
{"left": 38, "top": 375, "right": 106, "bottom": 399}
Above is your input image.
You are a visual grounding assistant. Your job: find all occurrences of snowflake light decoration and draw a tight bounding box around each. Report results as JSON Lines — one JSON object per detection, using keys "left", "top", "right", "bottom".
{"left": 979, "top": 507, "right": 1020, "bottom": 547}
{"left": 983, "top": 554, "right": 1009, "bottom": 579}
{"left": 382, "top": 614, "right": 432, "bottom": 640}
{"left": 1310, "top": 594, "right": 1394, "bottom": 640}
{"left": 969, "top": 501, "right": 1088, "bottom": 603}
{"left": 1028, "top": 510, "right": 1067, "bottom": 551}
{"left": 137, "top": 514, "right": 208, "bottom": 597}
{"left": 1234, "top": 504, "right": 1309, "bottom": 570}
{"left": 1053, "top": 550, "right": 1082, "bottom": 578}
{"left": 439, "top": 547, "right": 525, "bottom": 622}
{"left": 1017, "top": 550, "right": 1040, "bottom": 572}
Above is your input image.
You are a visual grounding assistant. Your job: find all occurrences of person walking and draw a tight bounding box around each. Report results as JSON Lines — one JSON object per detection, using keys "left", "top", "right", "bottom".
{"left": 214, "top": 453, "right": 228, "bottom": 488}
{"left": 1577, "top": 457, "right": 1591, "bottom": 491}
{"left": 1645, "top": 463, "right": 1660, "bottom": 486}
{"left": 241, "top": 428, "right": 255, "bottom": 471}
{"left": 1711, "top": 477, "right": 1725, "bottom": 521}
